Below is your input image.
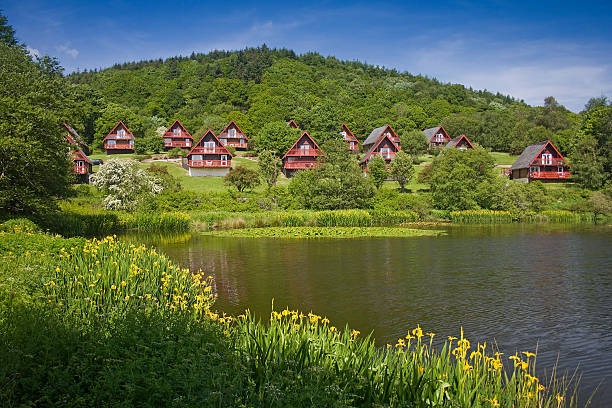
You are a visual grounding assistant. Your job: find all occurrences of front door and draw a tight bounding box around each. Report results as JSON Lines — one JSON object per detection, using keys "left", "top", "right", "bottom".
{"left": 221, "top": 155, "right": 228, "bottom": 166}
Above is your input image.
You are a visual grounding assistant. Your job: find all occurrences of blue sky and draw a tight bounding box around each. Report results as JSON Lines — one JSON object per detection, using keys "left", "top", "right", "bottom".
{"left": 4, "top": 0, "right": 611, "bottom": 112}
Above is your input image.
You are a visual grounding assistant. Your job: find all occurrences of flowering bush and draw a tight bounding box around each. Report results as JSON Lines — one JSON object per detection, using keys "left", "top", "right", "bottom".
{"left": 91, "top": 159, "right": 164, "bottom": 211}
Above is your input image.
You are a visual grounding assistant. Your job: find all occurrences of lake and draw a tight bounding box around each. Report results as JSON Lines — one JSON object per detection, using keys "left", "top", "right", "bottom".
{"left": 124, "top": 224, "right": 612, "bottom": 406}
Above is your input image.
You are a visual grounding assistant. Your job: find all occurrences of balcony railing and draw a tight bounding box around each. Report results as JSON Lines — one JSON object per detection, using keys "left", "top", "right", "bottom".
{"left": 189, "top": 160, "right": 230, "bottom": 168}
{"left": 73, "top": 165, "right": 88, "bottom": 174}
{"left": 105, "top": 143, "right": 134, "bottom": 150}
{"left": 531, "top": 158, "right": 566, "bottom": 166}
{"left": 530, "top": 171, "right": 571, "bottom": 179}
{"left": 190, "top": 147, "right": 228, "bottom": 154}
{"left": 105, "top": 133, "right": 133, "bottom": 139}
{"left": 285, "top": 148, "right": 322, "bottom": 157}
{"left": 284, "top": 161, "right": 319, "bottom": 169}
{"left": 164, "top": 140, "right": 192, "bottom": 148}
{"left": 368, "top": 152, "right": 395, "bottom": 161}
{"left": 348, "top": 143, "right": 359, "bottom": 151}
{"left": 223, "top": 141, "right": 248, "bottom": 147}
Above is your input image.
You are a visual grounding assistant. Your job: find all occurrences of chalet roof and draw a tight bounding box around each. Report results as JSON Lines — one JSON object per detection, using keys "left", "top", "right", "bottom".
{"left": 74, "top": 150, "right": 92, "bottom": 164}
{"left": 363, "top": 126, "right": 387, "bottom": 146}
{"left": 445, "top": 134, "right": 474, "bottom": 149}
{"left": 219, "top": 120, "right": 248, "bottom": 140}
{"left": 286, "top": 119, "right": 299, "bottom": 128}
{"left": 282, "top": 131, "right": 323, "bottom": 159}
{"left": 165, "top": 120, "right": 192, "bottom": 138}
{"left": 62, "top": 122, "right": 88, "bottom": 148}
{"left": 360, "top": 134, "right": 399, "bottom": 164}
{"left": 64, "top": 134, "right": 92, "bottom": 164}
{"left": 187, "top": 129, "right": 233, "bottom": 157}
{"left": 341, "top": 123, "right": 358, "bottom": 142}
{"left": 104, "top": 121, "right": 133, "bottom": 140}
{"left": 510, "top": 141, "right": 550, "bottom": 170}
{"left": 422, "top": 126, "right": 448, "bottom": 141}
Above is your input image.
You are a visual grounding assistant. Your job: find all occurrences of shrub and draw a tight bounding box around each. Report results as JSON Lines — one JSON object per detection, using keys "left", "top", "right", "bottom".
{"left": 224, "top": 166, "right": 260, "bottom": 192}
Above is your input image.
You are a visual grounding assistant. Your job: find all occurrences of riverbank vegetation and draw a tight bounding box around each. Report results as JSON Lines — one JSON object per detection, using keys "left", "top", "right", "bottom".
{"left": 0, "top": 223, "right": 587, "bottom": 407}
{"left": 206, "top": 226, "right": 442, "bottom": 239}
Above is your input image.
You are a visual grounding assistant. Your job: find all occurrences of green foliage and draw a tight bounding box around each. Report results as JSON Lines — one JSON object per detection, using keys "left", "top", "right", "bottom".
{"left": 288, "top": 140, "right": 375, "bottom": 209}
{"left": 167, "top": 147, "right": 187, "bottom": 158}
{"left": 146, "top": 163, "right": 182, "bottom": 192}
{"left": 571, "top": 106, "right": 612, "bottom": 189}
{"left": 430, "top": 148, "right": 496, "bottom": 210}
{"left": 367, "top": 155, "right": 388, "bottom": 189}
{"left": 0, "top": 11, "right": 18, "bottom": 46}
{"left": 223, "top": 165, "right": 260, "bottom": 192}
{"left": 255, "top": 121, "right": 301, "bottom": 154}
{"left": 399, "top": 130, "right": 428, "bottom": 157}
{"left": 257, "top": 149, "right": 280, "bottom": 188}
{"left": 389, "top": 151, "right": 415, "bottom": 192}
{"left": 0, "top": 43, "right": 74, "bottom": 216}
{"left": 209, "top": 226, "right": 438, "bottom": 238}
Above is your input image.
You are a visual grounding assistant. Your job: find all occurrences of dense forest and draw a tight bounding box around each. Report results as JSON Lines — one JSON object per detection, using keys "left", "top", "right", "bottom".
{"left": 65, "top": 45, "right": 610, "bottom": 188}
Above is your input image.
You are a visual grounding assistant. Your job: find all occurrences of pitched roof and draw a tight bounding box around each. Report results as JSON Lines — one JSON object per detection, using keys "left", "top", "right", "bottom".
{"left": 73, "top": 150, "right": 92, "bottom": 164}
{"left": 219, "top": 120, "right": 249, "bottom": 141}
{"left": 360, "top": 134, "right": 400, "bottom": 164}
{"left": 422, "top": 126, "right": 449, "bottom": 142}
{"left": 165, "top": 120, "right": 192, "bottom": 138}
{"left": 341, "top": 123, "right": 358, "bottom": 142}
{"left": 187, "top": 129, "right": 233, "bottom": 157}
{"left": 104, "top": 121, "right": 133, "bottom": 140}
{"left": 445, "top": 134, "right": 474, "bottom": 149}
{"left": 62, "top": 122, "right": 88, "bottom": 148}
{"left": 282, "top": 131, "right": 323, "bottom": 159}
{"left": 363, "top": 125, "right": 397, "bottom": 146}
{"left": 286, "top": 119, "right": 299, "bottom": 128}
{"left": 510, "top": 141, "right": 551, "bottom": 170}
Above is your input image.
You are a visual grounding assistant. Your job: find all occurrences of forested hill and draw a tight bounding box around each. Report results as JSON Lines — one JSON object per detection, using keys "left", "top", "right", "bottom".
{"left": 66, "top": 45, "right": 602, "bottom": 159}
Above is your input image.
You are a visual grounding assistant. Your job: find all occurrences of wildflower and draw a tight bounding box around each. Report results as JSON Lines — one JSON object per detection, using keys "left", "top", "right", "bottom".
{"left": 486, "top": 397, "right": 500, "bottom": 407}
{"left": 329, "top": 326, "right": 337, "bottom": 332}
{"left": 55, "top": 267, "right": 60, "bottom": 273}
{"left": 321, "top": 317, "right": 330, "bottom": 324}
{"left": 111, "top": 284, "right": 117, "bottom": 290}
{"left": 556, "top": 394, "right": 564, "bottom": 404}
{"left": 426, "top": 332, "right": 435, "bottom": 339}
{"left": 121, "top": 281, "right": 126, "bottom": 287}
{"left": 412, "top": 325, "right": 423, "bottom": 339}
{"left": 522, "top": 351, "right": 536, "bottom": 359}
{"left": 351, "top": 329, "right": 360, "bottom": 337}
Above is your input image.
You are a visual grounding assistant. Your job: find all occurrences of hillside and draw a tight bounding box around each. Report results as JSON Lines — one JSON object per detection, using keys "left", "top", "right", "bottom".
{"left": 66, "top": 45, "right": 581, "bottom": 155}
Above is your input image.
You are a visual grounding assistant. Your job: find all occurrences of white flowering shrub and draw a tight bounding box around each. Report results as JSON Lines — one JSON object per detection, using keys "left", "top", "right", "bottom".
{"left": 91, "top": 159, "right": 163, "bottom": 211}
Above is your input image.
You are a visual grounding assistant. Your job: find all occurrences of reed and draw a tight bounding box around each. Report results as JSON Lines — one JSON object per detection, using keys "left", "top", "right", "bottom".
{"left": 450, "top": 210, "right": 513, "bottom": 224}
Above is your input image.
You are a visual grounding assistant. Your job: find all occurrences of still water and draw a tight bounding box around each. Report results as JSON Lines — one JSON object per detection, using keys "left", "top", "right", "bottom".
{"left": 126, "top": 224, "right": 612, "bottom": 406}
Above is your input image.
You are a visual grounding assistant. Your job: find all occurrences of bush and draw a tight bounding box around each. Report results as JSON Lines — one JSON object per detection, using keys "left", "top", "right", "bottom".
{"left": 224, "top": 166, "right": 260, "bottom": 192}
{"left": 167, "top": 147, "right": 188, "bottom": 158}
{"left": 0, "top": 218, "right": 40, "bottom": 233}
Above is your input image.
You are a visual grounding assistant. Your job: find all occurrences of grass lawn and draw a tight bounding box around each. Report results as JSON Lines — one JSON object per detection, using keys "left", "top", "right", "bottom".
{"left": 490, "top": 152, "right": 518, "bottom": 165}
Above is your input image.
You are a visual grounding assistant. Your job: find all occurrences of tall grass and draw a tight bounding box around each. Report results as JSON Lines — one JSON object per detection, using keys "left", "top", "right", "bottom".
{"left": 450, "top": 210, "right": 514, "bottom": 224}
{"left": 449, "top": 210, "right": 596, "bottom": 224}
{"left": 223, "top": 306, "right": 582, "bottom": 407}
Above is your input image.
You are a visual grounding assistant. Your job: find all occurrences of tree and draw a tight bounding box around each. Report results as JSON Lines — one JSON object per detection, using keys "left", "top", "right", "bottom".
{"left": 91, "top": 159, "right": 163, "bottom": 210}
{"left": 0, "top": 42, "right": 74, "bottom": 216}
{"left": 255, "top": 121, "right": 301, "bottom": 155}
{"left": 399, "top": 130, "right": 428, "bottom": 158}
{"left": 429, "top": 148, "right": 496, "bottom": 210}
{"left": 584, "top": 96, "right": 609, "bottom": 112}
{"left": 367, "top": 155, "right": 388, "bottom": 189}
{"left": 389, "top": 151, "right": 415, "bottom": 192}
{"left": 94, "top": 103, "right": 144, "bottom": 151}
{"left": 0, "top": 11, "right": 18, "bottom": 46}
{"left": 288, "top": 140, "right": 374, "bottom": 209}
{"left": 223, "top": 166, "right": 260, "bottom": 192}
{"left": 258, "top": 150, "right": 280, "bottom": 188}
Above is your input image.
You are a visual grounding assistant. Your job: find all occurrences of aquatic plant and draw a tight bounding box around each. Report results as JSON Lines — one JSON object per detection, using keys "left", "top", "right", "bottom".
{"left": 205, "top": 226, "right": 442, "bottom": 239}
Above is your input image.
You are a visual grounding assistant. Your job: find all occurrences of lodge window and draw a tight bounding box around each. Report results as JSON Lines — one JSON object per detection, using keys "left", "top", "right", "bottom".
{"left": 220, "top": 138, "right": 227, "bottom": 145}
{"left": 203, "top": 141, "right": 215, "bottom": 151}
{"left": 129, "top": 140, "right": 134, "bottom": 145}
{"left": 380, "top": 147, "right": 391, "bottom": 159}
{"left": 107, "top": 140, "right": 116, "bottom": 145}
{"left": 164, "top": 138, "right": 172, "bottom": 143}
{"left": 300, "top": 143, "right": 310, "bottom": 151}
{"left": 117, "top": 129, "right": 126, "bottom": 138}
{"left": 542, "top": 153, "right": 552, "bottom": 165}
{"left": 558, "top": 166, "right": 564, "bottom": 173}
{"left": 228, "top": 128, "right": 236, "bottom": 137}
{"left": 173, "top": 128, "right": 181, "bottom": 135}
{"left": 435, "top": 133, "right": 444, "bottom": 142}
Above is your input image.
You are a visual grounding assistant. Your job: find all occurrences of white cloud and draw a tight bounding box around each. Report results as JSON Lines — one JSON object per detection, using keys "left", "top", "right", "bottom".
{"left": 26, "top": 46, "right": 40, "bottom": 58}
{"left": 56, "top": 44, "right": 79, "bottom": 58}
{"left": 399, "top": 36, "right": 612, "bottom": 112}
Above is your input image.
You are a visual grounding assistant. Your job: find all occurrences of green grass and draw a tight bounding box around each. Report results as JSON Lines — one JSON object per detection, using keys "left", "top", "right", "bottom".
{"left": 490, "top": 151, "right": 519, "bottom": 165}
{"left": 204, "top": 226, "right": 443, "bottom": 238}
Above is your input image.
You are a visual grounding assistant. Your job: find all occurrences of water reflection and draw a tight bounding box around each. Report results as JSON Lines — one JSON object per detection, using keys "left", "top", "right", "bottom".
{"left": 123, "top": 225, "right": 612, "bottom": 406}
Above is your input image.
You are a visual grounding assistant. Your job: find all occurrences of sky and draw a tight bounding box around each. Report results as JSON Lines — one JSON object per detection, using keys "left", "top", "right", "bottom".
{"left": 4, "top": 0, "right": 612, "bottom": 112}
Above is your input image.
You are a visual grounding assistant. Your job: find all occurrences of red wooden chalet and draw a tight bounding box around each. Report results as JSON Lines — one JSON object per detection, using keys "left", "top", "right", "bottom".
{"left": 444, "top": 134, "right": 474, "bottom": 150}
{"left": 162, "top": 120, "right": 193, "bottom": 150}
{"left": 286, "top": 119, "right": 299, "bottom": 129}
{"left": 362, "top": 125, "right": 400, "bottom": 149}
{"left": 510, "top": 140, "right": 570, "bottom": 182}
{"left": 63, "top": 123, "right": 92, "bottom": 183}
{"left": 282, "top": 131, "right": 324, "bottom": 177}
{"left": 360, "top": 133, "right": 400, "bottom": 170}
{"left": 422, "top": 126, "right": 451, "bottom": 148}
{"left": 340, "top": 123, "right": 359, "bottom": 152}
{"left": 104, "top": 121, "right": 134, "bottom": 153}
{"left": 218, "top": 120, "right": 249, "bottom": 150}
{"left": 186, "top": 129, "right": 233, "bottom": 177}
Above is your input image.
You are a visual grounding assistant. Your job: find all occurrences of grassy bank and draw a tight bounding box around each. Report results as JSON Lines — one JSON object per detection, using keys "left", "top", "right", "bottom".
{"left": 0, "top": 223, "right": 587, "bottom": 407}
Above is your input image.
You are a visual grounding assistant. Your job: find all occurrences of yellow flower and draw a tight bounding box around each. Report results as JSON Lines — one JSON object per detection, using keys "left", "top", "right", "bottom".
{"left": 486, "top": 397, "right": 500, "bottom": 407}
{"left": 412, "top": 325, "right": 423, "bottom": 338}
{"left": 522, "top": 351, "right": 536, "bottom": 359}
{"left": 351, "top": 329, "right": 360, "bottom": 337}
{"left": 121, "top": 281, "right": 126, "bottom": 287}
{"left": 55, "top": 267, "right": 60, "bottom": 273}
{"left": 556, "top": 394, "right": 564, "bottom": 404}
{"left": 329, "top": 326, "right": 337, "bottom": 332}
{"left": 111, "top": 284, "right": 117, "bottom": 290}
